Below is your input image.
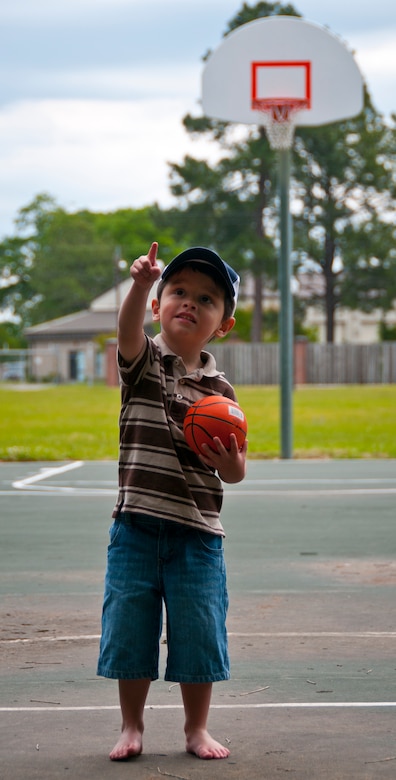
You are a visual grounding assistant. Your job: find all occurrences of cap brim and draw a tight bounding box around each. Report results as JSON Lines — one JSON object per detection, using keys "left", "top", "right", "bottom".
{"left": 161, "top": 247, "right": 239, "bottom": 309}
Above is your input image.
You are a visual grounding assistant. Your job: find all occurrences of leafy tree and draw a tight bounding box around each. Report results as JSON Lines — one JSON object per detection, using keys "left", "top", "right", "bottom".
{"left": 227, "top": 0, "right": 300, "bottom": 28}
{"left": 170, "top": 137, "right": 279, "bottom": 341}
{"left": 293, "top": 95, "right": 396, "bottom": 340}
{"left": 0, "top": 322, "right": 26, "bottom": 348}
{"left": 0, "top": 234, "right": 35, "bottom": 328}
{"left": 91, "top": 204, "right": 179, "bottom": 267}
{"left": 0, "top": 195, "right": 184, "bottom": 330}
{"left": 25, "top": 208, "right": 116, "bottom": 324}
{"left": 379, "top": 321, "right": 396, "bottom": 341}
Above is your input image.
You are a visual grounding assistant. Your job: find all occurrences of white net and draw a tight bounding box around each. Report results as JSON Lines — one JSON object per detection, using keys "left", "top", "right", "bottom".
{"left": 256, "top": 102, "right": 303, "bottom": 150}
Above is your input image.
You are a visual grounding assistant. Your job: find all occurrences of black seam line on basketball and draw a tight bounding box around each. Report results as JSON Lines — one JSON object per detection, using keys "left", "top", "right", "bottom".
{"left": 193, "top": 399, "right": 239, "bottom": 408}
{"left": 185, "top": 423, "right": 218, "bottom": 450}
{"left": 184, "top": 425, "right": 243, "bottom": 453}
{"left": 185, "top": 418, "right": 246, "bottom": 433}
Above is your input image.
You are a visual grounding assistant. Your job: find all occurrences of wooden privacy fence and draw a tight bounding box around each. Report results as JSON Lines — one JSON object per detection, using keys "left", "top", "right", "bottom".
{"left": 208, "top": 341, "right": 396, "bottom": 385}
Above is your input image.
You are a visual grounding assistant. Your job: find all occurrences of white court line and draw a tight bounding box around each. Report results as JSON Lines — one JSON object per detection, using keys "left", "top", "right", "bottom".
{"left": 225, "top": 489, "right": 396, "bottom": 496}
{"left": 0, "top": 634, "right": 101, "bottom": 644}
{"left": 0, "top": 488, "right": 117, "bottom": 496}
{"left": 6, "top": 463, "right": 396, "bottom": 497}
{"left": 1, "top": 702, "right": 396, "bottom": 713}
{"left": 2, "top": 631, "right": 396, "bottom": 645}
{"left": 8, "top": 460, "right": 115, "bottom": 496}
{"left": 12, "top": 461, "right": 84, "bottom": 491}
{"left": 230, "top": 632, "right": 396, "bottom": 638}
{"left": 241, "top": 478, "right": 396, "bottom": 485}
{"left": 4, "top": 491, "right": 396, "bottom": 498}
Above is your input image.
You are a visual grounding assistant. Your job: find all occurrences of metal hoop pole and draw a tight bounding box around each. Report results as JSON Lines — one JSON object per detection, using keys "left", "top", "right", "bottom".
{"left": 278, "top": 148, "right": 293, "bottom": 459}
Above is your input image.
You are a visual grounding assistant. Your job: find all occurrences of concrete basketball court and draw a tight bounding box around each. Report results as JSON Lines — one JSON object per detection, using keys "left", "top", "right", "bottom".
{"left": 1, "top": 459, "right": 396, "bottom": 779}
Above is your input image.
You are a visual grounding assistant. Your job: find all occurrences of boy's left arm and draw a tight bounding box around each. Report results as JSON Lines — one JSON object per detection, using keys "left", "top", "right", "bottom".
{"left": 199, "top": 436, "right": 247, "bottom": 484}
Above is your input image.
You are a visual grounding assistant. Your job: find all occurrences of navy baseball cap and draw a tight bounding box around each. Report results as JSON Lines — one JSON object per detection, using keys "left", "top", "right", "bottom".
{"left": 161, "top": 247, "right": 240, "bottom": 312}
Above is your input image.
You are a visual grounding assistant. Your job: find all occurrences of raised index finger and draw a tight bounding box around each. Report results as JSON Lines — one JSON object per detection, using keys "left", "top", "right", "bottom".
{"left": 147, "top": 242, "right": 158, "bottom": 265}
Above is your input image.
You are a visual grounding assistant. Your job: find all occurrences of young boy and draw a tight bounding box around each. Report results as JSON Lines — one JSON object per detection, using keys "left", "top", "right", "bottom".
{"left": 97, "top": 242, "right": 247, "bottom": 761}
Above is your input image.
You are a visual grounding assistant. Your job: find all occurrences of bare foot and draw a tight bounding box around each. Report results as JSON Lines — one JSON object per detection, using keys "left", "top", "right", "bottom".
{"left": 186, "top": 729, "right": 230, "bottom": 760}
{"left": 109, "top": 727, "right": 143, "bottom": 761}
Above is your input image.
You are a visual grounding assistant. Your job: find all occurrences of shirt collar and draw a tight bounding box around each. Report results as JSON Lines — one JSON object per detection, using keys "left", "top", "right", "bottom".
{"left": 153, "top": 333, "right": 222, "bottom": 378}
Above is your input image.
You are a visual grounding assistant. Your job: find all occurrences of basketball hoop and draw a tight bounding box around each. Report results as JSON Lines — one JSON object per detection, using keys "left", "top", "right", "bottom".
{"left": 253, "top": 98, "right": 308, "bottom": 150}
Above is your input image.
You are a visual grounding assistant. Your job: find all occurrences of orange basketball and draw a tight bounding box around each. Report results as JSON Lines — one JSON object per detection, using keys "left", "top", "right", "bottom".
{"left": 183, "top": 395, "right": 247, "bottom": 456}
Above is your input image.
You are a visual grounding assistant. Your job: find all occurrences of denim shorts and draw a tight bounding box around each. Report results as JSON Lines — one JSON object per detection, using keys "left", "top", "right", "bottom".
{"left": 97, "top": 513, "right": 229, "bottom": 683}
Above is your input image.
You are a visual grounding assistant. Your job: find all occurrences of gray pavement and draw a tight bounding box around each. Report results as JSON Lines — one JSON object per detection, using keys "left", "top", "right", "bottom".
{"left": 1, "top": 459, "right": 396, "bottom": 779}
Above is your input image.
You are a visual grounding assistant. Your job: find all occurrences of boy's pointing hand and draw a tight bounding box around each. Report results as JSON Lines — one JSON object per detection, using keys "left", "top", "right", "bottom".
{"left": 131, "top": 241, "right": 162, "bottom": 289}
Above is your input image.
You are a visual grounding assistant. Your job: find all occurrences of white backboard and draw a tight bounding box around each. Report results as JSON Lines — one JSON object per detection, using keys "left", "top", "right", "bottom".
{"left": 202, "top": 16, "right": 364, "bottom": 127}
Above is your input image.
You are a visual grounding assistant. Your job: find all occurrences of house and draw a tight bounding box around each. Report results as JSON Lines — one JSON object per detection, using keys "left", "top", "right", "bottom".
{"left": 242, "top": 271, "right": 396, "bottom": 343}
{"left": 295, "top": 273, "right": 396, "bottom": 343}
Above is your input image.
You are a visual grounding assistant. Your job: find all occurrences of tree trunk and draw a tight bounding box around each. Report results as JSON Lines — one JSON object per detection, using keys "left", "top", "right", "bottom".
{"left": 325, "top": 277, "right": 335, "bottom": 343}
{"left": 251, "top": 127, "right": 268, "bottom": 342}
{"left": 251, "top": 274, "right": 263, "bottom": 342}
{"left": 324, "top": 234, "right": 336, "bottom": 343}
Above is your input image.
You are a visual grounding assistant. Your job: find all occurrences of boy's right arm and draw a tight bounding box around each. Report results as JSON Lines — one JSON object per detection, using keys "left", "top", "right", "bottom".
{"left": 117, "top": 242, "right": 162, "bottom": 363}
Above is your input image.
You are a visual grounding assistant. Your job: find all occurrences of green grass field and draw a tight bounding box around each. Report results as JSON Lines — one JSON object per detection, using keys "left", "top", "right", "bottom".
{"left": 1, "top": 383, "right": 395, "bottom": 461}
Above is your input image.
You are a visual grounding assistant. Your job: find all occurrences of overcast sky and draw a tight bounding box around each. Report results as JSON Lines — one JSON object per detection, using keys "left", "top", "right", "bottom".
{"left": 1, "top": 0, "right": 395, "bottom": 241}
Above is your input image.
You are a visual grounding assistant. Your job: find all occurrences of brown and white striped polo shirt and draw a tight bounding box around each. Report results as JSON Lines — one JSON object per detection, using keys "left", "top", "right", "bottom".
{"left": 112, "top": 333, "right": 237, "bottom": 536}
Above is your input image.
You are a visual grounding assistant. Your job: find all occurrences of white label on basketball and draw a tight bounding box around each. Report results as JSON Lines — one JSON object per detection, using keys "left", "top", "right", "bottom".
{"left": 228, "top": 405, "right": 244, "bottom": 421}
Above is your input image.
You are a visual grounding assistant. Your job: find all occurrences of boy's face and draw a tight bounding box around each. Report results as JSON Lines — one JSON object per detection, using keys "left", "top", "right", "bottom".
{"left": 152, "top": 267, "right": 235, "bottom": 353}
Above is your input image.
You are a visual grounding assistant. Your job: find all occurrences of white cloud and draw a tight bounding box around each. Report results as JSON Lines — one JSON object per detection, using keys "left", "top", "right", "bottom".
{"left": 351, "top": 30, "right": 396, "bottom": 115}
{"left": 0, "top": 0, "right": 146, "bottom": 22}
{"left": 353, "top": 30, "right": 396, "bottom": 76}
{"left": 0, "top": 64, "right": 201, "bottom": 103}
{"left": 0, "top": 97, "right": 221, "bottom": 232}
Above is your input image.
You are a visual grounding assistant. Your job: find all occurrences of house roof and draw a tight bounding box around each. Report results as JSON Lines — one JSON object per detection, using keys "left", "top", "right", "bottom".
{"left": 25, "top": 309, "right": 118, "bottom": 340}
{"left": 24, "top": 279, "right": 159, "bottom": 341}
